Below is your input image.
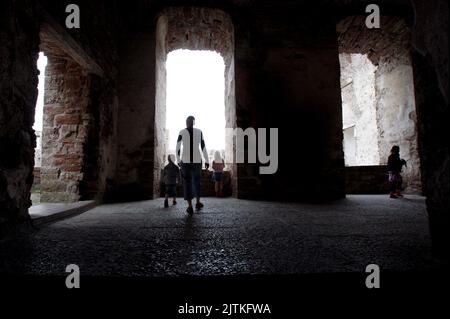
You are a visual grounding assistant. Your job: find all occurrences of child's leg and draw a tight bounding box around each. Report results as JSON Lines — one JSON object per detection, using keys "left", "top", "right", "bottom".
{"left": 389, "top": 178, "right": 397, "bottom": 197}
{"left": 395, "top": 176, "right": 403, "bottom": 196}
{"left": 215, "top": 181, "right": 219, "bottom": 196}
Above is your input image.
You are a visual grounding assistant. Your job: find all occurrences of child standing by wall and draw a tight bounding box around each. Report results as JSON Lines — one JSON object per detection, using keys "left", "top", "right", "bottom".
{"left": 387, "top": 145, "right": 407, "bottom": 198}
{"left": 162, "top": 154, "right": 180, "bottom": 207}
{"left": 212, "top": 151, "right": 225, "bottom": 197}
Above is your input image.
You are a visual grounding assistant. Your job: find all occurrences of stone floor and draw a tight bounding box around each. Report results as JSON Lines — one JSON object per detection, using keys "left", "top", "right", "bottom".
{"left": 0, "top": 195, "right": 438, "bottom": 278}
{"left": 29, "top": 200, "right": 96, "bottom": 226}
{"left": 31, "top": 192, "right": 40, "bottom": 205}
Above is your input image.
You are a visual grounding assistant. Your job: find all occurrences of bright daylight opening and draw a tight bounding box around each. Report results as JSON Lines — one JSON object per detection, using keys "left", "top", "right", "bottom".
{"left": 34, "top": 52, "right": 47, "bottom": 167}
{"left": 165, "top": 49, "right": 225, "bottom": 164}
{"left": 32, "top": 52, "right": 47, "bottom": 205}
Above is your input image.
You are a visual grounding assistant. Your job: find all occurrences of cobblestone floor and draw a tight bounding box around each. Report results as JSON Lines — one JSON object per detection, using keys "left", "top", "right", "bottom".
{"left": 0, "top": 195, "right": 437, "bottom": 277}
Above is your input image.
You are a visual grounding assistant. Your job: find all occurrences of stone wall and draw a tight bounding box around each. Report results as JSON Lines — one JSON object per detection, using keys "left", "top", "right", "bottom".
{"left": 39, "top": 0, "right": 120, "bottom": 203}
{"left": 114, "top": 33, "right": 157, "bottom": 201}
{"left": 340, "top": 53, "right": 380, "bottom": 166}
{"left": 338, "top": 16, "right": 421, "bottom": 194}
{"left": 1, "top": 0, "right": 119, "bottom": 235}
{"left": 345, "top": 165, "right": 390, "bottom": 194}
{"left": 375, "top": 54, "right": 421, "bottom": 194}
{"left": 410, "top": 0, "right": 449, "bottom": 259}
{"left": 33, "top": 167, "right": 41, "bottom": 186}
{"left": 40, "top": 54, "right": 91, "bottom": 202}
{"left": 233, "top": 3, "right": 345, "bottom": 200}
{"left": 0, "top": 0, "right": 40, "bottom": 236}
{"left": 34, "top": 130, "right": 42, "bottom": 166}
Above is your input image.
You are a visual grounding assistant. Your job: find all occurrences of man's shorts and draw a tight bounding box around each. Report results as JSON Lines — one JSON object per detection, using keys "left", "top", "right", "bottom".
{"left": 165, "top": 184, "right": 177, "bottom": 197}
{"left": 213, "top": 172, "right": 223, "bottom": 182}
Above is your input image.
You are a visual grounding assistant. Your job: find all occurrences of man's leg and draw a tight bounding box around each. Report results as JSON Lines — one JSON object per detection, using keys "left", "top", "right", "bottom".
{"left": 164, "top": 193, "right": 169, "bottom": 207}
{"left": 164, "top": 185, "right": 170, "bottom": 207}
{"left": 182, "top": 164, "right": 194, "bottom": 213}
{"left": 192, "top": 164, "right": 203, "bottom": 209}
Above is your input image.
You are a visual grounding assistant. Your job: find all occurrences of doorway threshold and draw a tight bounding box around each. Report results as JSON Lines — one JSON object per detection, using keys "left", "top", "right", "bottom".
{"left": 30, "top": 201, "right": 96, "bottom": 226}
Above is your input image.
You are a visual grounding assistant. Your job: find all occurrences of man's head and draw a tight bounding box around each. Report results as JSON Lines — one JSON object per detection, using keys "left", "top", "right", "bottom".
{"left": 186, "top": 116, "right": 195, "bottom": 129}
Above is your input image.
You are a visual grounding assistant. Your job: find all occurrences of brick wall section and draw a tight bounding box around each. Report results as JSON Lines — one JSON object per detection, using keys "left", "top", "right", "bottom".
{"left": 1, "top": 0, "right": 118, "bottom": 234}
{"left": 33, "top": 167, "right": 41, "bottom": 186}
{"left": 40, "top": 55, "right": 92, "bottom": 202}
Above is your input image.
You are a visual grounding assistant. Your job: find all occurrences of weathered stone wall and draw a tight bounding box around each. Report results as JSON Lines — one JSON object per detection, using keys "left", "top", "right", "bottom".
{"left": 233, "top": 3, "right": 345, "bottom": 200}
{"left": 410, "top": 0, "right": 449, "bottom": 259}
{"left": 114, "top": 33, "right": 157, "bottom": 201}
{"left": 338, "top": 16, "right": 421, "bottom": 194}
{"left": 375, "top": 54, "right": 421, "bottom": 194}
{"left": 1, "top": 0, "right": 119, "bottom": 234}
{"left": 95, "top": 78, "right": 119, "bottom": 202}
{"left": 34, "top": 130, "right": 42, "bottom": 167}
{"left": 39, "top": 0, "right": 120, "bottom": 203}
{"left": 40, "top": 55, "right": 91, "bottom": 202}
{"left": 339, "top": 53, "right": 380, "bottom": 166}
{"left": 345, "top": 165, "right": 390, "bottom": 194}
{"left": 154, "top": 16, "right": 168, "bottom": 199}
{"left": 33, "top": 167, "right": 41, "bottom": 186}
{"left": 0, "top": 0, "right": 40, "bottom": 236}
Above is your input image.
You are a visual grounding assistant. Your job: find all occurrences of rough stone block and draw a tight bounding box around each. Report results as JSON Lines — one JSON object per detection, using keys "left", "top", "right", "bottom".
{"left": 54, "top": 114, "right": 81, "bottom": 125}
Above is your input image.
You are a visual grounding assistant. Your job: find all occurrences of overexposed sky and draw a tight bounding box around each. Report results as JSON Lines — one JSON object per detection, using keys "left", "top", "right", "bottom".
{"left": 166, "top": 49, "right": 225, "bottom": 152}
{"left": 34, "top": 52, "right": 47, "bottom": 131}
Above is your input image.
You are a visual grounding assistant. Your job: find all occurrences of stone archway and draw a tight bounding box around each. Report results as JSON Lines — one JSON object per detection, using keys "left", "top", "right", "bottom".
{"left": 154, "top": 7, "right": 236, "bottom": 197}
{"left": 337, "top": 16, "right": 422, "bottom": 194}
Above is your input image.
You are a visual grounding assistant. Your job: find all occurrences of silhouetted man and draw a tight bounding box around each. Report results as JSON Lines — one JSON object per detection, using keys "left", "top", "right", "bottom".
{"left": 176, "top": 116, "right": 209, "bottom": 215}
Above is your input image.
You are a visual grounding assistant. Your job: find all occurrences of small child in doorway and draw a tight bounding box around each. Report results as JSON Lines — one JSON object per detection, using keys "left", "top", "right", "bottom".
{"left": 387, "top": 145, "right": 407, "bottom": 199}
{"left": 162, "top": 154, "right": 180, "bottom": 207}
{"left": 212, "top": 151, "right": 225, "bottom": 197}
